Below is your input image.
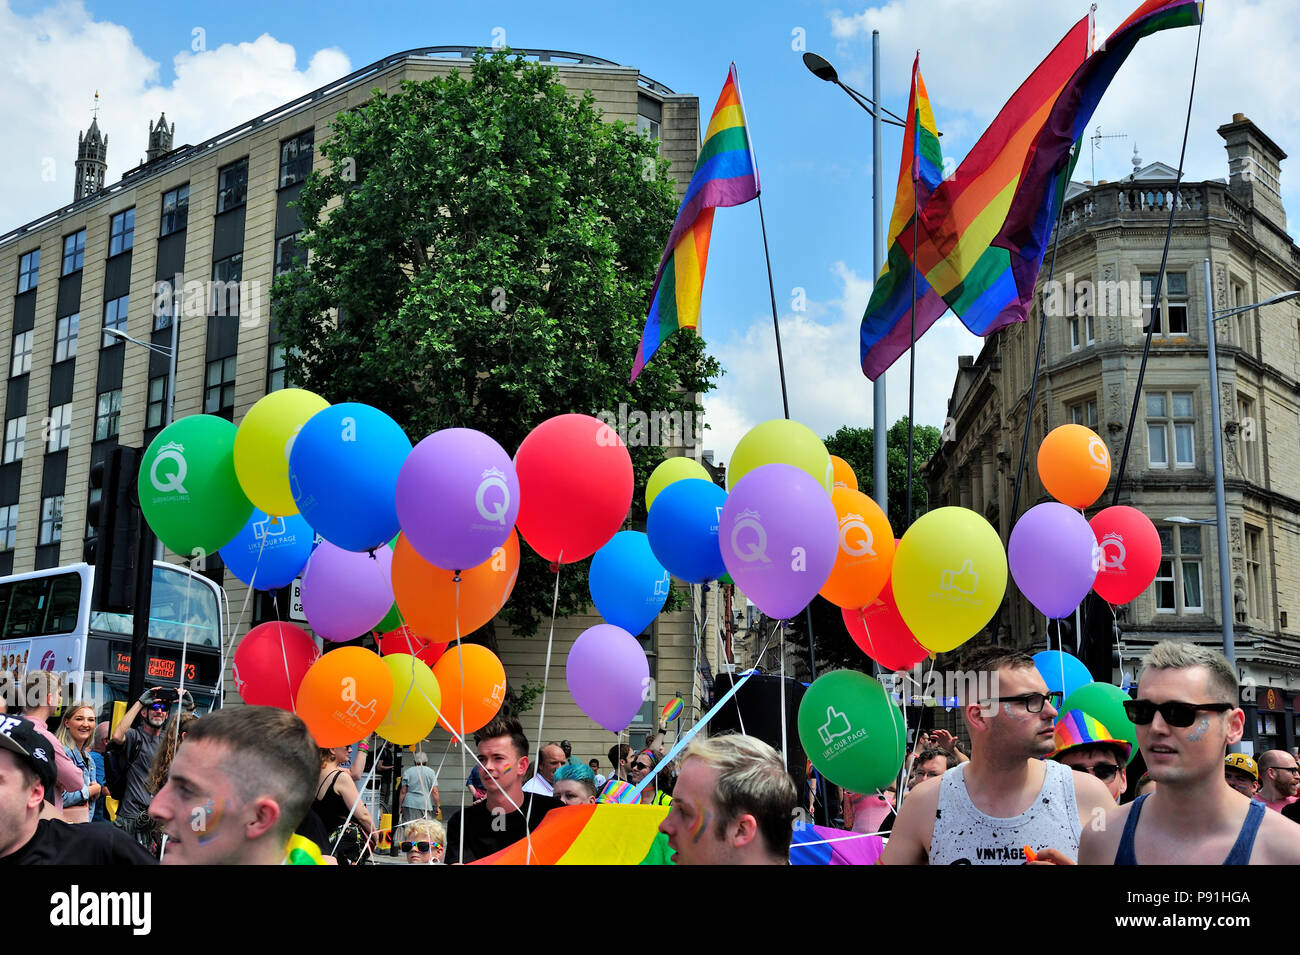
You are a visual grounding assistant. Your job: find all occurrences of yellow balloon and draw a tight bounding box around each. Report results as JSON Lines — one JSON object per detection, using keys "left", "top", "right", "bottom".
{"left": 233, "top": 388, "right": 330, "bottom": 515}
{"left": 375, "top": 653, "right": 442, "bottom": 745}
{"left": 646, "top": 456, "right": 712, "bottom": 511}
{"left": 727, "top": 419, "right": 832, "bottom": 494}
{"left": 891, "top": 507, "right": 1008, "bottom": 654}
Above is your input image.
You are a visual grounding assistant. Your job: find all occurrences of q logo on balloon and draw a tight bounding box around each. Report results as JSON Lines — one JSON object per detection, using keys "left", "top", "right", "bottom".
{"left": 1088, "top": 437, "right": 1110, "bottom": 470}
{"left": 731, "top": 509, "right": 771, "bottom": 564}
{"left": 151, "top": 442, "right": 189, "bottom": 494}
{"left": 838, "top": 513, "right": 876, "bottom": 559}
{"left": 1100, "top": 531, "right": 1127, "bottom": 570}
{"left": 474, "top": 467, "right": 511, "bottom": 526}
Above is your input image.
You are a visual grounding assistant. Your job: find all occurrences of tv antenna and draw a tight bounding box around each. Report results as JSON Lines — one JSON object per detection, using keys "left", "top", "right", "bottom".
{"left": 1090, "top": 125, "right": 1127, "bottom": 184}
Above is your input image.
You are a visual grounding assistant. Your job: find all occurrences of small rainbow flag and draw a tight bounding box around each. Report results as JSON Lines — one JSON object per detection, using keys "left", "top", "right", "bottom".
{"left": 660, "top": 697, "right": 684, "bottom": 723}
{"left": 472, "top": 805, "right": 674, "bottom": 865}
{"left": 597, "top": 779, "right": 637, "bottom": 804}
{"left": 630, "top": 63, "right": 760, "bottom": 382}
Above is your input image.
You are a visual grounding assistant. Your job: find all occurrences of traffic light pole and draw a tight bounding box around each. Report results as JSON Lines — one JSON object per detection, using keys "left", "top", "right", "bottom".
{"left": 127, "top": 485, "right": 156, "bottom": 704}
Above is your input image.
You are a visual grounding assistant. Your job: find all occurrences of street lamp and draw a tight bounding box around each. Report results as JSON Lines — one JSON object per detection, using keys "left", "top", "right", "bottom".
{"left": 1196, "top": 256, "right": 1300, "bottom": 670}
{"left": 803, "top": 41, "right": 903, "bottom": 517}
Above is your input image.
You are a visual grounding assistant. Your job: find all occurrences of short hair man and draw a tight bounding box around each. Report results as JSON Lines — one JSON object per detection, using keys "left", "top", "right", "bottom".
{"left": 0, "top": 714, "right": 155, "bottom": 864}
{"left": 20, "top": 671, "right": 85, "bottom": 807}
{"left": 148, "top": 706, "right": 321, "bottom": 865}
{"left": 1049, "top": 710, "right": 1131, "bottom": 803}
{"left": 1078, "top": 641, "right": 1300, "bottom": 865}
{"left": 552, "top": 760, "right": 598, "bottom": 806}
{"left": 1224, "top": 754, "right": 1260, "bottom": 799}
{"left": 608, "top": 742, "right": 632, "bottom": 782}
{"left": 444, "top": 715, "right": 562, "bottom": 864}
{"left": 522, "top": 742, "right": 567, "bottom": 797}
{"left": 906, "top": 747, "right": 955, "bottom": 792}
{"left": 658, "top": 734, "right": 796, "bottom": 865}
{"left": 1256, "top": 750, "right": 1300, "bottom": 812}
{"left": 398, "top": 751, "right": 441, "bottom": 827}
{"left": 881, "top": 646, "right": 1115, "bottom": 865}
{"left": 109, "top": 685, "right": 194, "bottom": 837}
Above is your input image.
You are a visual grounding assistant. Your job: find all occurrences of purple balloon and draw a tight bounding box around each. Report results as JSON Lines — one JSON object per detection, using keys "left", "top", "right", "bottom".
{"left": 720, "top": 463, "right": 839, "bottom": 620}
{"left": 1008, "top": 502, "right": 1099, "bottom": 618}
{"left": 566, "top": 624, "right": 649, "bottom": 733}
{"left": 395, "top": 428, "right": 519, "bottom": 571}
{"left": 301, "top": 541, "right": 394, "bottom": 642}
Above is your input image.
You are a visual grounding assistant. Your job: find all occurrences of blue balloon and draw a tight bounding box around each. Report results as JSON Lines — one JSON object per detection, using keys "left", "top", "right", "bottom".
{"left": 646, "top": 478, "right": 727, "bottom": 584}
{"left": 1033, "top": 650, "right": 1092, "bottom": 704}
{"left": 288, "top": 403, "right": 412, "bottom": 552}
{"left": 220, "top": 510, "right": 314, "bottom": 590}
{"left": 589, "top": 531, "right": 670, "bottom": 635}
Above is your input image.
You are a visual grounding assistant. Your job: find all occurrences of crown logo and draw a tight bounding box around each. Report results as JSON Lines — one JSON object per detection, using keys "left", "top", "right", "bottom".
{"left": 481, "top": 466, "right": 506, "bottom": 481}
{"left": 160, "top": 441, "right": 185, "bottom": 454}
{"left": 736, "top": 508, "right": 762, "bottom": 522}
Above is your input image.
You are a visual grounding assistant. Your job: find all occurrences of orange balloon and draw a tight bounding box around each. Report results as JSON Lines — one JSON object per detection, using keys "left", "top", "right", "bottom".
{"left": 391, "top": 530, "right": 520, "bottom": 643}
{"left": 830, "top": 455, "right": 859, "bottom": 492}
{"left": 1038, "top": 424, "right": 1111, "bottom": 508}
{"left": 431, "top": 644, "right": 507, "bottom": 735}
{"left": 819, "top": 487, "right": 895, "bottom": 609}
{"left": 296, "top": 646, "right": 394, "bottom": 747}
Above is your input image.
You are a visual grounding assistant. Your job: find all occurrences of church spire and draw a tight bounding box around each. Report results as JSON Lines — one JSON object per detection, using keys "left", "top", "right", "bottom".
{"left": 75, "top": 91, "right": 108, "bottom": 201}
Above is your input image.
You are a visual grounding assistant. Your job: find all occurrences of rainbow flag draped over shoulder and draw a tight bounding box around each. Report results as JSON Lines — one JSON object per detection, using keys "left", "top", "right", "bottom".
{"left": 472, "top": 804, "right": 674, "bottom": 865}
{"left": 859, "top": 55, "right": 946, "bottom": 379}
{"left": 994, "top": 0, "right": 1204, "bottom": 315}
{"left": 630, "top": 63, "right": 760, "bottom": 382}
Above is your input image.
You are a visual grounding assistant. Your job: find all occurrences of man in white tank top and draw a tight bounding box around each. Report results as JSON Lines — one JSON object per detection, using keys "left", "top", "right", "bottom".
{"left": 879, "top": 646, "right": 1114, "bottom": 865}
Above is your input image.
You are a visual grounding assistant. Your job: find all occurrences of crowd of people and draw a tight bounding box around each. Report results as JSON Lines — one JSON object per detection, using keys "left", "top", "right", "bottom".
{"left": 4, "top": 638, "right": 1300, "bottom": 865}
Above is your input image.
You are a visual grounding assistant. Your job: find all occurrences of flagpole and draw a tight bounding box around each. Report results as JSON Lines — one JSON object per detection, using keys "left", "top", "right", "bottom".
{"left": 872, "top": 30, "right": 888, "bottom": 516}
{"left": 906, "top": 55, "right": 919, "bottom": 531}
{"left": 757, "top": 193, "right": 791, "bottom": 419}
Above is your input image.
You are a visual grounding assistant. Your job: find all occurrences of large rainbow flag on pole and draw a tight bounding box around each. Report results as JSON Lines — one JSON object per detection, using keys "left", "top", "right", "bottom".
{"left": 630, "top": 63, "right": 760, "bottom": 382}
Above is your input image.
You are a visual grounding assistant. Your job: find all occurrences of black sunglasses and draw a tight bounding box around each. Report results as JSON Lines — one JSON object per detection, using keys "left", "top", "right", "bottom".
{"left": 1123, "top": 699, "right": 1235, "bottom": 727}
{"left": 401, "top": 841, "right": 441, "bottom": 852}
{"left": 981, "top": 691, "right": 1062, "bottom": 714}
{"left": 1069, "top": 762, "right": 1120, "bottom": 782}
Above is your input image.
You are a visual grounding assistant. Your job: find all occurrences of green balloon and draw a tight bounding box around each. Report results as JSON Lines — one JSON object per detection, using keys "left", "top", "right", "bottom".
{"left": 719, "top": 572, "right": 734, "bottom": 586}
{"left": 1061, "top": 682, "right": 1138, "bottom": 765}
{"left": 377, "top": 601, "right": 403, "bottom": 633}
{"left": 798, "top": 669, "right": 906, "bottom": 793}
{"left": 139, "top": 415, "right": 254, "bottom": 560}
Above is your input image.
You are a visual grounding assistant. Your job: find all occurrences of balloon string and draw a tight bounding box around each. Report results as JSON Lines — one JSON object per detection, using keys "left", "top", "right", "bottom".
{"left": 779, "top": 620, "right": 788, "bottom": 773}
{"left": 526, "top": 553, "right": 563, "bottom": 866}
{"left": 331, "top": 739, "right": 386, "bottom": 861}
{"left": 893, "top": 654, "right": 934, "bottom": 815}
{"left": 221, "top": 527, "right": 278, "bottom": 690}
{"left": 456, "top": 575, "right": 466, "bottom": 866}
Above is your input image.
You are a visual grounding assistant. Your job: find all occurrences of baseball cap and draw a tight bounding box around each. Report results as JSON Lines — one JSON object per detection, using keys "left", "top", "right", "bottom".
{"left": 1049, "top": 710, "right": 1133, "bottom": 763}
{"left": 1225, "top": 753, "right": 1259, "bottom": 780}
{"left": 0, "top": 714, "right": 58, "bottom": 801}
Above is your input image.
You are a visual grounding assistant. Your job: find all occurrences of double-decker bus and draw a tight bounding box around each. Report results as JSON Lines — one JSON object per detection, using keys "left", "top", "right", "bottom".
{"left": 0, "top": 561, "right": 228, "bottom": 716}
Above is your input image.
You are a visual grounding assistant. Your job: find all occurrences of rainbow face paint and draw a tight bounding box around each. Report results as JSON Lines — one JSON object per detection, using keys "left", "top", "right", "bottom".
{"left": 689, "top": 810, "right": 712, "bottom": 844}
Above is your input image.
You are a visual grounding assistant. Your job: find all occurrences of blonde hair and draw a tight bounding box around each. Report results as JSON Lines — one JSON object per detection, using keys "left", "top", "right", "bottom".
{"left": 681, "top": 734, "right": 797, "bottom": 856}
{"left": 1141, "top": 640, "right": 1238, "bottom": 704}
{"left": 56, "top": 701, "right": 97, "bottom": 756}
{"left": 405, "top": 818, "right": 446, "bottom": 845}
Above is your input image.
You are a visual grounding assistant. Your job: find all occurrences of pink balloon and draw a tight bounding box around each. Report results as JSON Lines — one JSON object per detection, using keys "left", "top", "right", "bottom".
{"left": 301, "top": 542, "right": 394, "bottom": 642}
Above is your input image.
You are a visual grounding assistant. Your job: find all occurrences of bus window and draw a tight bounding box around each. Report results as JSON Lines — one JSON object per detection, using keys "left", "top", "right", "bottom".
{"left": 44, "top": 574, "right": 82, "bottom": 634}
{"left": 4, "top": 578, "right": 51, "bottom": 639}
{"left": 148, "top": 567, "right": 220, "bottom": 648}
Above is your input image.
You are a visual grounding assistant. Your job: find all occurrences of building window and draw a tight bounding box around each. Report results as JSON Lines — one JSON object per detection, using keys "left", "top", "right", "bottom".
{"left": 1146, "top": 391, "right": 1195, "bottom": 469}
{"left": 10, "top": 330, "right": 32, "bottom": 376}
{"left": 204, "top": 357, "right": 236, "bottom": 419}
{"left": 274, "top": 233, "right": 302, "bottom": 276}
{"left": 279, "top": 130, "right": 314, "bottom": 189}
{"left": 147, "top": 376, "right": 168, "bottom": 429}
{"left": 39, "top": 495, "right": 63, "bottom": 545}
{"left": 1236, "top": 393, "right": 1259, "bottom": 482}
{"left": 61, "top": 230, "right": 86, "bottom": 275}
{"left": 1141, "top": 271, "right": 1189, "bottom": 336}
{"left": 636, "top": 114, "right": 661, "bottom": 150}
{"left": 1155, "top": 524, "right": 1202, "bottom": 614}
{"left": 95, "top": 389, "right": 121, "bottom": 441}
{"left": 1069, "top": 397, "right": 1099, "bottom": 430}
{"left": 54, "top": 313, "right": 79, "bottom": 363}
{"left": 103, "top": 294, "right": 128, "bottom": 347}
{"left": 17, "top": 249, "right": 39, "bottom": 293}
{"left": 109, "top": 208, "right": 135, "bottom": 256}
{"left": 1246, "top": 525, "right": 1264, "bottom": 620}
{"left": 154, "top": 279, "right": 175, "bottom": 331}
{"left": 0, "top": 504, "right": 15, "bottom": 550}
{"left": 47, "top": 403, "right": 72, "bottom": 452}
{"left": 160, "top": 184, "right": 190, "bottom": 236}
{"left": 211, "top": 254, "right": 242, "bottom": 317}
{"left": 1230, "top": 279, "right": 1253, "bottom": 352}
{"left": 3, "top": 416, "right": 24, "bottom": 464}
{"left": 267, "top": 343, "right": 288, "bottom": 392}
{"left": 1067, "top": 276, "right": 1095, "bottom": 350}
{"left": 217, "top": 159, "right": 249, "bottom": 213}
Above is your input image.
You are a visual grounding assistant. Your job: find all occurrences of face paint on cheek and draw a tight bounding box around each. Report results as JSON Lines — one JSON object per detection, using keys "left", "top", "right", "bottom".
{"left": 193, "top": 799, "right": 229, "bottom": 845}
{"left": 1185, "top": 717, "right": 1211, "bottom": 743}
{"left": 690, "top": 810, "right": 712, "bottom": 844}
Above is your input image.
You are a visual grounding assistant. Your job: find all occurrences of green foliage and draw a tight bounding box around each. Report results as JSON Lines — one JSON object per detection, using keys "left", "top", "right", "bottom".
{"left": 272, "top": 51, "right": 720, "bottom": 637}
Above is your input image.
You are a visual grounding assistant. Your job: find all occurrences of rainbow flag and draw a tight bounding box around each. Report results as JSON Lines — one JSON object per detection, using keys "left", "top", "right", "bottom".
{"left": 790, "top": 823, "right": 885, "bottom": 865}
{"left": 859, "top": 55, "right": 946, "bottom": 378}
{"left": 630, "top": 63, "right": 760, "bottom": 382}
{"left": 995, "top": 0, "right": 1204, "bottom": 315}
{"left": 472, "top": 804, "right": 674, "bottom": 865}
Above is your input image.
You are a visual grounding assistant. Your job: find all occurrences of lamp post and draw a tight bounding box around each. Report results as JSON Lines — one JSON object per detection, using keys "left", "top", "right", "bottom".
{"left": 803, "top": 41, "right": 905, "bottom": 516}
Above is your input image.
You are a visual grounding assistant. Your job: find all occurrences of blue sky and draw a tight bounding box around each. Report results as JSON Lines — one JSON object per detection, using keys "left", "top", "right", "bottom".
{"left": 3, "top": 0, "right": 1296, "bottom": 464}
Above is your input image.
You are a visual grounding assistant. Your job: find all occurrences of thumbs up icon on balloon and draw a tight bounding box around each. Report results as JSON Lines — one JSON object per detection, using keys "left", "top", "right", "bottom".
{"left": 346, "top": 697, "right": 377, "bottom": 724}
{"left": 940, "top": 559, "right": 979, "bottom": 595}
{"left": 818, "top": 706, "right": 852, "bottom": 746}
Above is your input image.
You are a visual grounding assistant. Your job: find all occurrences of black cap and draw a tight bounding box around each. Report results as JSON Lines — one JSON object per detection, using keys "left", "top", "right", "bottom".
{"left": 0, "top": 715, "right": 58, "bottom": 800}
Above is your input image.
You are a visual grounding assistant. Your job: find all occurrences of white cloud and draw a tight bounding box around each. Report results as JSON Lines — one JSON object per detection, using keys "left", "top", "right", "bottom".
{"left": 0, "top": 0, "right": 349, "bottom": 231}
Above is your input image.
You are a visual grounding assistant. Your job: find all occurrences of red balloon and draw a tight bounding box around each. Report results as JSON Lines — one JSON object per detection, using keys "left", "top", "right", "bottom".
{"left": 842, "top": 578, "right": 929, "bottom": 672}
{"left": 378, "top": 626, "right": 447, "bottom": 668}
{"left": 515, "top": 414, "right": 633, "bottom": 563}
{"left": 1090, "top": 506, "right": 1161, "bottom": 605}
{"left": 233, "top": 622, "right": 320, "bottom": 710}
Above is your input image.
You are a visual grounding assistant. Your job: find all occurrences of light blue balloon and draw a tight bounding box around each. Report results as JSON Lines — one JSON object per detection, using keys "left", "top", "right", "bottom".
{"left": 1033, "top": 650, "right": 1092, "bottom": 703}
{"left": 288, "top": 403, "right": 412, "bottom": 552}
{"left": 589, "top": 531, "right": 670, "bottom": 635}
{"left": 646, "top": 478, "right": 727, "bottom": 584}
{"left": 220, "top": 510, "right": 314, "bottom": 590}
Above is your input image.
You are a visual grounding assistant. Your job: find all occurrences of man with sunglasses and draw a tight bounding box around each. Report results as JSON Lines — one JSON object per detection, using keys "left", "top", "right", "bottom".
{"left": 1074, "top": 641, "right": 1300, "bottom": 865}
{"left": 880, "top": 646, "right": 1115, "bottom": 865}
{"left": 109, "top": 685, "right": 193, "bottom": 841}
{"left": 1049, "top": 711, "right": 1130, "bottom": 803}
{"left": 1256, "top": 750, "right": 1300, "bottom": 813}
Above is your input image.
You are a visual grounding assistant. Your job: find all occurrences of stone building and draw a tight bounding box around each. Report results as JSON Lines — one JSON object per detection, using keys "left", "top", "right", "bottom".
{"left": 927, "top": 114, "right": 1300, "bottom": 751}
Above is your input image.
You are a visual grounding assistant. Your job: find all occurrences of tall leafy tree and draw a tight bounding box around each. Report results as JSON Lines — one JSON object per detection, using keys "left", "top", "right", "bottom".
{"left": 273, "top": 51, "right": 719, "bottom": 639}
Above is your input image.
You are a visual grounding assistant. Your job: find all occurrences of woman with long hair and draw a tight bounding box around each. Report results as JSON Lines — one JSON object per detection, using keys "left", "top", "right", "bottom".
{"left": 627, "top": 750, "right": 673, "bottom": 806}
{"left": 146, "top": 712, "right": 199, "bottom": 796}
{"left": 313, "top": 746, "right": 375, "bottom": 864}
{"left": 55, "top": 702, "right": 100, "bottom": 824}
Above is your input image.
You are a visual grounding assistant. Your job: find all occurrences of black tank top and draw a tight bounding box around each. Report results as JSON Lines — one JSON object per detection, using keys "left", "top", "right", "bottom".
{"left": 312, "top": 770, "right": 351, "bottom": 833}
